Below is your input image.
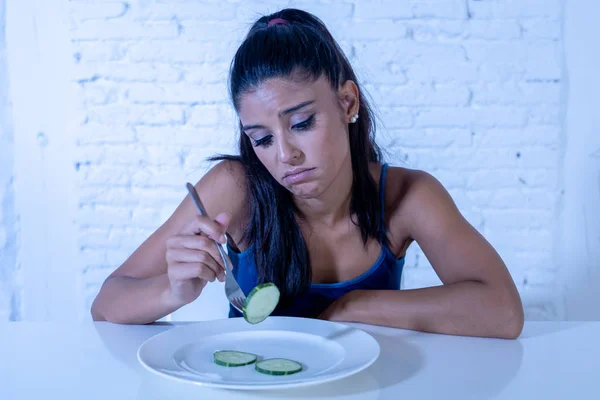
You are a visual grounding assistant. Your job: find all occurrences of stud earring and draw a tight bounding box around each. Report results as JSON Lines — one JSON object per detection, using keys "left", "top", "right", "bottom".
{"left": 350, "top": 113, "right": 359, "bottom": 123}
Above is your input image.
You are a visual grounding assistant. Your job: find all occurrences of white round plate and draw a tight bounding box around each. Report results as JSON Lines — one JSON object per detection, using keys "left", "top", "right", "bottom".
{"left": 137, "top": 316, "right": 380, "bottom": 390}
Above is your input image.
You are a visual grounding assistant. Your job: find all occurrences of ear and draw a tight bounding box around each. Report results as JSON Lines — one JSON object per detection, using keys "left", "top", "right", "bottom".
{"left": 337, "top": 80, "right": 360, "bottom": 122}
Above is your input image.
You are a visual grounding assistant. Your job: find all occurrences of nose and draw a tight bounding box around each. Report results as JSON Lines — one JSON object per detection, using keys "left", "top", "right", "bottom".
{"left": 277, "top": 135, "right": 302, "bottom": 164}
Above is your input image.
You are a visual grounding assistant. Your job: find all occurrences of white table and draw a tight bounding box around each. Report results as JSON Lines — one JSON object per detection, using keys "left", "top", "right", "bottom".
{"left": 1, "top": 321, "right": 598, "bottom": 399}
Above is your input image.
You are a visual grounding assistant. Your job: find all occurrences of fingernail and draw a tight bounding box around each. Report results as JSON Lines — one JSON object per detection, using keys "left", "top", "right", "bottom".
{"left": 220, "top": 234, "right": 227, "bottom": 244}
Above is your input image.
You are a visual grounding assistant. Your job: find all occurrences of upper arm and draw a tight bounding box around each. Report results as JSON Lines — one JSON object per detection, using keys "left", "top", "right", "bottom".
{"left": 391, "top": 169, "right": 518, "bottom": 291}
{"left": 108, "top": 160, "right": 248, "bottom": 280}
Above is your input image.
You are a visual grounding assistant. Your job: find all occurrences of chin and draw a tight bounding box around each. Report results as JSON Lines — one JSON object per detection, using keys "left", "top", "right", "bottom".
{"left": 287, "top": 183, "right": 323, "bottom": 199}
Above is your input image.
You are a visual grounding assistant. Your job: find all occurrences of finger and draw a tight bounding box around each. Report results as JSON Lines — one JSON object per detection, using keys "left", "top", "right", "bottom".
{"left": 168, "top": 234, "right": 213, "bottom": 251}
{"left": 168, "top": 262, "right": 218, "bottom": 282}
{"left": 167, "top": 235, "right": 227, "bottom": 274}
{"left": 180, "top": 215, "right": 226, "bottom": 243}
{"left": 166, "top": 249, "right": 224, "bottom": 281}
{"left": 214, "top": 212, "right": 231, "bottom": 231}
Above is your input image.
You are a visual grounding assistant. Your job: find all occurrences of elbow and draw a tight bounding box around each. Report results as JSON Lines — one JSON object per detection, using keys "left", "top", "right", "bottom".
{"left": 90, "top": 275, "right": 122, "bottom": 323}
{"left": 479, "top": 281, "right": 524, "bottom": 339}
{"left": 496, "top": 294, "right": 525, "bottom": 340}
{"left": 90, "top": 295, "right": 107, "bottom": 322}
{"left": 500, "top": 305, "right": 524, "bottom": 340}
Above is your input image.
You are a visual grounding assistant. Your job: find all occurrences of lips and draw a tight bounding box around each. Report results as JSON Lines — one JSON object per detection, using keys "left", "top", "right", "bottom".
{"left": 282, "top": 168, "right": 315, "bottom": 184}
{"left": 283, "top": 168, "right": 313, "bottom": 179}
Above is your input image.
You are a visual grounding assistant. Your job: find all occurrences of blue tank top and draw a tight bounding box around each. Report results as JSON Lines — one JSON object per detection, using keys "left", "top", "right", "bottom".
{"left": 227, "top": 163, "right": 405, "bottom": 319}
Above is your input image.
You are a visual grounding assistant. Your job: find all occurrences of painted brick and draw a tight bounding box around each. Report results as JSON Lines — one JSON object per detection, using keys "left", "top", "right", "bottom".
{"left": 415, "top": 106, "right": 528, "bottom": 128}
{"left": 70, "top": 2, "right": 129, "bottom": 21}
{"left": 366, "top": 83, "right": 471, "bottom": 107}
{"left": 126, "top": 82, "right": 229, "bottom": 104}
{"left": 78, "top": 83, "right": 121, "bottom": 106}
{"left": 183, "top": 64, "right": 230, "bottom": 84}
{"left": 466, "top": 188, "right": 555, "bottom": 210}
{"left": 471, "top": 81, "right": 560, "bottom": 106}
{"left": 481, "top": 209, "right": 553, "bottom": 230}
{"left": 335, "top": 21, "right": 409, "bottom": 40}
{"left": 467, "top": 0, "right": 562, "bottom": 19}
{"left": 127, "top": 40, "right": 239, "bottom": 63}
{"left": 186, "top": 105, "right": 236, "bottom": 127}
{"left": 524, "top": 41, "right": 562, "bottom": 80}
{"left": 376, "top": 107, "right": 414, "bottom": 129}
{"left": 77, "top": 123, "right": 137, "bottom": 145}
{"left": 77, "top": 204, "right": 131, "bottom": 226}
{"left": 405, "top": 61, "right": 479, "bottom": 83}
{"left": 72, "top": 21, "right": 179, "bottom": 40}
{"left": 467, "top": 168, "right": 558, "bottom": 190}
{"left": 527, "top": 105, "right": 562, "bottom": 125}
{"left": 521, "top": 19, "right": 562, "bottom": 40}
{"left": 385, "top": 128, "right": 472, "bottom": 148}
{"left": 467, "top": 20, "right": 522, "bottom": 40}
{"left": 411, "top": 0, "right": 468, "bottom": 19}
{"left": 130, "top": 2, "right": 238, "bottom": 21}
{"left": 78, "top": 164, "right": 133, "bottom": 186}
{"left": 85, "top": 104, "right": 185, "bottom": 126}
{"left": 73, "top": 62, "right": 184, "bottom": 83}
{"left": 356, "top": 41, "right": 467, "bottom": 65}
{"left": 472, "top": 126, "right": 560, "bottom": 147}
{"left": 180, "top": 21, "right": 245, "bottom": 41}
{"left": 72, "top": 41, "right": 129, "bottom": 62}
{"left": 354, "top": 0, "right": 413, "bottom": 19}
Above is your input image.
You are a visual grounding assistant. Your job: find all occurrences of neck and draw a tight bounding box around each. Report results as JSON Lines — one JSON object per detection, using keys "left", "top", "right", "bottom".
{"left": 293, "top": 155, "right": 354, "bottom": 227}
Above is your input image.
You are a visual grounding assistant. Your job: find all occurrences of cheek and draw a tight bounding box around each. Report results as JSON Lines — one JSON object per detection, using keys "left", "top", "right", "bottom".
{"left": 253, "top": 149, "right": 282, "bottom": 179}
{"left": 317, "top": 124, "right": 349, "bottom": 161}
{"left": 254, "top": 150, "right": 273, "bottom": 169}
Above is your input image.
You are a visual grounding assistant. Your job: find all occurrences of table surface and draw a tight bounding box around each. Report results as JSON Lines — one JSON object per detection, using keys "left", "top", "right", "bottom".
{"left": 1, "top": 320, "right": 598, "bottom": 400}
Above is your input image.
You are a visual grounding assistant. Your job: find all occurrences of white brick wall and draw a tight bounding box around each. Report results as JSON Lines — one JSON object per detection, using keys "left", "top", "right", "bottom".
{"left": 5, "top": 0, "right": 599, "bottom": 322}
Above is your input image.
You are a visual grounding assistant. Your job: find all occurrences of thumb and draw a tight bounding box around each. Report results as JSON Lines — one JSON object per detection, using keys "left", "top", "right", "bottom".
{"left": 213, "top": 212, "right": 231, "bottom": 243}
{"left": 214, "top": 212, "right": 231, "bottom": 229}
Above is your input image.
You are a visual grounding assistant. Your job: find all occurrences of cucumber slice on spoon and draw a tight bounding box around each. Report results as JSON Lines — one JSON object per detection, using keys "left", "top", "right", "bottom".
{"left": 242, "top": 283, "right": 280, "bottom": 324}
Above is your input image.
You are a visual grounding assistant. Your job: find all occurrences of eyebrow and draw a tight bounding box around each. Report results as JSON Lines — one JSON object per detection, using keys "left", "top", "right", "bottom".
{"left": 241, "top": 100, "right": 315, "bottom": 131}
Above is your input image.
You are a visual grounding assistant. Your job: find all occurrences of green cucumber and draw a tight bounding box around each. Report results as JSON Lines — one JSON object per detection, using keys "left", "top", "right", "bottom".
{"left": 213, "top": 350, "right": 257, "bottom": 367}
{"left": 255, "top": 358, "right": 303, "bottom": 376}
{"left": 242, "top": 283, "right": 280, "bottom": 325}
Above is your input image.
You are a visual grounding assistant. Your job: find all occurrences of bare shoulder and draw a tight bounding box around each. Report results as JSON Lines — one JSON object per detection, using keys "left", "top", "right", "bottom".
{"left": 385, "top": 166, "right": 462, "bottom": 233}
{"left": 381, "top": 166, "right": 462, "bottom": 255}
{"left": 385, "top": 166, "right": 511, "bottom": 284}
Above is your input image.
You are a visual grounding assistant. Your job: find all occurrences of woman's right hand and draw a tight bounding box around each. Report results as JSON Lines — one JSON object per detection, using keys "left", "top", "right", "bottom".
{"left": 165, "top": 212, "right": 231, "bottom": 305}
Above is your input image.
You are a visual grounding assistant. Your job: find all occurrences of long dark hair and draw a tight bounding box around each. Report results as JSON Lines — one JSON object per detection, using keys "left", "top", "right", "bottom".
{"left": 211, "top": 8, "right": 385, "bottom": 307}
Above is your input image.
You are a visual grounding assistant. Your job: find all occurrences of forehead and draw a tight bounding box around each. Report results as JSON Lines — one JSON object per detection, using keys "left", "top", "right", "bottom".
{"left": 237, "top": 75, "right": 333, "bottom": 120}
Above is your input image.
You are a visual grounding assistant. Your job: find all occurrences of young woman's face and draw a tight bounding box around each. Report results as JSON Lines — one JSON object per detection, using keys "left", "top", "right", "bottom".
{"left": 237, "top": 75, "right": 357, "bottom": 199}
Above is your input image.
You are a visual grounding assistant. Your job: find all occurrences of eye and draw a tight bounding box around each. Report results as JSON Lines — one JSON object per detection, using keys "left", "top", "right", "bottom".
{"left": 292, "top": 114, "right": 315, "bottom": 131}
{"left": 253, "top": 135, "right": 273, "bottom": 148}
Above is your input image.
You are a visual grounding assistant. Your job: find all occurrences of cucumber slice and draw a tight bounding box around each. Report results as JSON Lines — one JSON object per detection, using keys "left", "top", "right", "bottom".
{"left": 213, "top": 350, "right": 257, "bottom": 367}
{"left": 242, "top": 283, "right": 280, "bottom": 324}
{"left": 255, "top": 358, "right": 303, "bottom": 376}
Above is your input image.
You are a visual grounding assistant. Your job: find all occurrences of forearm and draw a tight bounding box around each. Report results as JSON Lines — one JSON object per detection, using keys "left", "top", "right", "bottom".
{"left": 91, "top": 274, "right": 184, "bottom": 324}
{"left": 338, "top": 282, "right": 524, "bottom": 339}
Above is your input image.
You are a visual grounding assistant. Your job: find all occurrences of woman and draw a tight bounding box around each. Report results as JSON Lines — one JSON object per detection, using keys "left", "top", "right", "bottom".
{"left": 91, "top": 9, "right": 524, "bottom": 339}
